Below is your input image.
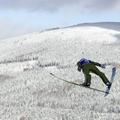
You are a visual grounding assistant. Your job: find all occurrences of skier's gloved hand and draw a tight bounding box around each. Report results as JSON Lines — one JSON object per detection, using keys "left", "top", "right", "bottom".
{"left": 78, "top": 66, "right": 81, "bottom": 72}
{"left": 101, "top": 64, "right": 106, "bottom": 69}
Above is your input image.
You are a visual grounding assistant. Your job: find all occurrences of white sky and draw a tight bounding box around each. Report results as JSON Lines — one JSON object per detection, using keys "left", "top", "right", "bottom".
{"left": 0, "top": 0, "right": 120, "bottom": 40}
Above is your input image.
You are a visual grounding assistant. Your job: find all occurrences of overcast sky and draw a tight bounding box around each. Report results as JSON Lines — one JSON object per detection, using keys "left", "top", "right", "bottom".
{"left": 0, "top": 0, "right": 120, "bottom": 40}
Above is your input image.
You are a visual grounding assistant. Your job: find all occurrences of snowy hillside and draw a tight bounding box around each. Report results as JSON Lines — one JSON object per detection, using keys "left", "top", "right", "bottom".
{"left": 70, "top": 22, "right": 120, "bottom": 31}
{"left": 0, "top": 23, "right": 120, "bottom": 120}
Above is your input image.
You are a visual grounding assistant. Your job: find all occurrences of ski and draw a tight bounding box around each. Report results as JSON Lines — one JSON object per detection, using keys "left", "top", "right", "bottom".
{"left": 50, "top": 73, "right": 106, "bottom": 94}
{"left": 104, "top": 67, "right": 116, "bottom": 96}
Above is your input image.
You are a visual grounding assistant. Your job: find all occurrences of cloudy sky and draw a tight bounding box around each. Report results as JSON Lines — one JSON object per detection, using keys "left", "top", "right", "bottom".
{"left": 0, "top": 0, "right": 120, "bottom": 40}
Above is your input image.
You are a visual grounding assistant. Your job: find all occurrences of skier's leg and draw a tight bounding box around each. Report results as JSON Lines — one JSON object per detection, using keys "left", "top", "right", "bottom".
{"left": 91, "top": 66, "right": 111, "bottom": 86}
{"left": 82, "top": 66, "right": 91, "bottom": 86}
{"left": 83, "top": 73, "right": 91, "bottom": 86}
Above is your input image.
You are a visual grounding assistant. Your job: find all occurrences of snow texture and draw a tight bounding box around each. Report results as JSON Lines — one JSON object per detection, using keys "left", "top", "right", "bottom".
{"left": 0, "top": 23, "right": 120, "bottom": 120}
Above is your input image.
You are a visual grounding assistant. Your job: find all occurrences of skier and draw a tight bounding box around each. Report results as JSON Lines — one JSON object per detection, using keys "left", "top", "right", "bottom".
{"left": 77, "top": 58, "right": 111, "bottom": 88}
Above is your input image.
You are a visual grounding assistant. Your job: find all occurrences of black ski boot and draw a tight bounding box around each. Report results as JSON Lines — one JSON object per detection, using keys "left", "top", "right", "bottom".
{"left": 106, "top": 82, "right": 111, "bottom": 89}
{"left": 81, "top": 82, "right": 91, "bottom": 87}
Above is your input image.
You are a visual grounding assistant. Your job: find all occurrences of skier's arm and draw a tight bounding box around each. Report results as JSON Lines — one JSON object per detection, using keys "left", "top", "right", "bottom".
{"left": 90, "top": 61, "right": 101, "bottom": 67}
{"left": 78, "top": 66, "right": 82, "bottom": 72}
{"left": 77, "top": 61, "right": 83, "bottom": 72}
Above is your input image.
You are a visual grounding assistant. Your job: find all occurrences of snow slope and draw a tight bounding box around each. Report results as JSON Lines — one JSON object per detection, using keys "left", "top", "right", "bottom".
{"left": 0, "top": 23, "right": 120, "bottom": 120}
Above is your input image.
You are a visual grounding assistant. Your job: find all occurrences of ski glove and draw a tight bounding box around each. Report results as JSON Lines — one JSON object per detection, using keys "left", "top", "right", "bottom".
{"left": 101, "top": 64, "right": 106, "bottom": 69}
{"left": 78, "top": 66, "right": 81, "bottom": 72}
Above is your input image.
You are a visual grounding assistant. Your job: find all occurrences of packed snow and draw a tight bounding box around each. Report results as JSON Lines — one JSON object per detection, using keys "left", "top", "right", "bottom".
{"left": 0, "top": 23, "right": 120, "bottom": 120}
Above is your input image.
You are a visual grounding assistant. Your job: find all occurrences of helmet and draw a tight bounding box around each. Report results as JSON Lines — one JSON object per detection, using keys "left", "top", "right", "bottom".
{"left": 80, "top": 58, "right": 86, "bottom": 63}
{"left": 79, "top": 58, "right": 90, "bottom": 65}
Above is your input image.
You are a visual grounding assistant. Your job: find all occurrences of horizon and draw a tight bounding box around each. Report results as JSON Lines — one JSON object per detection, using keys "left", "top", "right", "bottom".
{"left": 1, "top": 21, "right": 120, "bottom": 40}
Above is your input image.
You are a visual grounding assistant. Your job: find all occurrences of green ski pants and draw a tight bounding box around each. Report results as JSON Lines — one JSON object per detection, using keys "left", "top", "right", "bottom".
{"left": 82, "top": 64, "right": 109, "bottom": 85}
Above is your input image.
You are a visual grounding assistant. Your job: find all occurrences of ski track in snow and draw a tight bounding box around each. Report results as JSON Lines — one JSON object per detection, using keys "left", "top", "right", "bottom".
{"left": 0, "top": 25, "right": 120, "bottom": 120}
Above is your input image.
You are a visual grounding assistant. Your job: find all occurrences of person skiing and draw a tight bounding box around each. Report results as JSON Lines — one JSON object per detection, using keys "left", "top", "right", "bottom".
{"left": 77, "top": 58, "right": 111, "bottom": 88}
